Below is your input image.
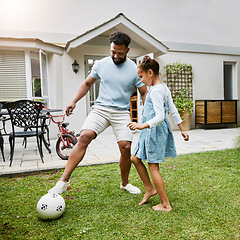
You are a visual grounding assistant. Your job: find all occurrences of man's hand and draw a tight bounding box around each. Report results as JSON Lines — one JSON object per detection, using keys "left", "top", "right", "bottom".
{"left": 65, "top": 102, "right": 76, "bottom": 116}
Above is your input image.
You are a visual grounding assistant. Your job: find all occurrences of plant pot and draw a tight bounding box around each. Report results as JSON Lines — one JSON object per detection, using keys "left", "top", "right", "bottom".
{"left": 181, "top": 110, "right": 191, "bottom": 131}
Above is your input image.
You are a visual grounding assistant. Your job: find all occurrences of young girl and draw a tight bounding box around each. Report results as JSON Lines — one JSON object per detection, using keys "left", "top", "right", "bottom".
{"left": 127, "top": 56, "right": 189, "bottom": 211}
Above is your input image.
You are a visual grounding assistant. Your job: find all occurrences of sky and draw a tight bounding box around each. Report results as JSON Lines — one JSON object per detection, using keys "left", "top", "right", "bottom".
{"left": 0, "top": 0, "right": 239, "bottom": 47}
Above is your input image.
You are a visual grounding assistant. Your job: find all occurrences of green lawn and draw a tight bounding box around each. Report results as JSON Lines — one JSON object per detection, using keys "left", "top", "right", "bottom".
{"left": 0, "top": 149, "right": 239, "bottom": 240}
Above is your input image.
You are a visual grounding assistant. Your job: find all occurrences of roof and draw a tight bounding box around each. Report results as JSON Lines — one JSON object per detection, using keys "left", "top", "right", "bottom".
{"left": 65, "top": 13, "right": 168, "bottom": 56}
{"left": 164, "top": 41, "right": 240, "bottom": 56}
{"left": 0, "top": 37, "right": 64, "bottom": 55}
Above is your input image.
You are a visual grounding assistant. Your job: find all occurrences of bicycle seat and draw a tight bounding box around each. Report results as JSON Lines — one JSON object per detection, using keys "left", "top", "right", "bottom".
{"left": 62, "top": 122, "right": 69, "bottom": 128}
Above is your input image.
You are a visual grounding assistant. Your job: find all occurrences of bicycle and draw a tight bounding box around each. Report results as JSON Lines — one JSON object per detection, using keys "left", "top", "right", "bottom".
{"left": 48, "top": 113, "right": 80, "bottom": 160}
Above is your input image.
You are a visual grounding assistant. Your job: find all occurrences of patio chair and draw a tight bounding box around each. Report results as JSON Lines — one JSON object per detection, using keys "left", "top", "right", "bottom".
{"left": 0, "top": 103, "right": 5, "bottom": 162}
{"left": 5, "top": 100, "right": 44, "bottom": 166}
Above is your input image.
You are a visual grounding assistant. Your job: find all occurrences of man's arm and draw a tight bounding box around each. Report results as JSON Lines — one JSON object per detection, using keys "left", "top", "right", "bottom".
{"left": 137, "top": 85, "right": 148, "bottom": 104}
{"left": 66, "top": 75, "right": 97, "bottom": 116}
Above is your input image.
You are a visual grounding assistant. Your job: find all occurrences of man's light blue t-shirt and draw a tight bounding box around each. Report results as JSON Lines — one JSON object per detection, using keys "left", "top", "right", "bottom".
{"left": 90, "top": 56, "right": 144, "bottom": 110}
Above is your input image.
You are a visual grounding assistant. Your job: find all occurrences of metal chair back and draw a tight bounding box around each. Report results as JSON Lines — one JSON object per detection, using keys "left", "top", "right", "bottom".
{"left": 6, "top": 100, "right": 42, "bottom": 130}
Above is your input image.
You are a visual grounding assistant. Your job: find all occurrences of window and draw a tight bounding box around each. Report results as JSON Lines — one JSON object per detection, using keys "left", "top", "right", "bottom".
{"left": 31, "top": 53, "right": 41, "bottom": 97}
{"left": 31, "top": 50, "right": 49, "bottom": 106}
{"left": 0, "top": 49, "right": 49, "bottom": 106}
{"left": 0, "top": 50, "right": 26, "bottom": 101}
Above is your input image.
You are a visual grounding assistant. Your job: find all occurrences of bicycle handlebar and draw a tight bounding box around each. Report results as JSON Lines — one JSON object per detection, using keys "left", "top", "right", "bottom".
{"left": 49, "top": 114, "right": 66, "bottom": 124}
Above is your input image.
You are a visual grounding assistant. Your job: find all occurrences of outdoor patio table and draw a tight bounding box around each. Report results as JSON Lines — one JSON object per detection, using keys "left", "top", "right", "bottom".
{"left": 0, "top": 107, "right": 63, "bottom": 156}
{"left": 0, "top": 108, "right": 62, "bottom": 116}
{"left": 0, "top": 109, "right": 8, "bottom": 116}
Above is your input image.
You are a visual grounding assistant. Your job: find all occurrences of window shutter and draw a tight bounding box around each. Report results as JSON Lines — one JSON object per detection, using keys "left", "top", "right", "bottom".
{"left": 0, "top": 50, "right": 26, "bottom": 101}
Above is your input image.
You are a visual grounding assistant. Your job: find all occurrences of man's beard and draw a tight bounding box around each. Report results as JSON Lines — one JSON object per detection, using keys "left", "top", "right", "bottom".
{"left": 112, "top": 55, "right": 127, "bottom": 65}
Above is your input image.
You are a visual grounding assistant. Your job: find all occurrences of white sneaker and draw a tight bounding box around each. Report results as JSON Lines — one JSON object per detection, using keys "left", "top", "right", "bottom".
{"left": 120, "top": 183, "right": 141, "bottom": 194}
{"left": 48, "top": 180, "right": 71, "bottom": 194}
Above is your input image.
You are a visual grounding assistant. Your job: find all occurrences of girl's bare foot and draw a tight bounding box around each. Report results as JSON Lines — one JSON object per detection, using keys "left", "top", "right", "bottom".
{"left": 139, "top": 189, "right": 157, "bottom": 205}
{"left": 152, "top": 203, "right": 172, "bottom": 212}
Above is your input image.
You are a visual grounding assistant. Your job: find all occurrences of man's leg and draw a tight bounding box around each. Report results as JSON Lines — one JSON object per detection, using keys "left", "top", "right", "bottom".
{"left": 118, "top": 140, "right": 141, "bottom": 194}
{"left": 49, "top": 106, "right": 111, "bottom": 194}
{"left": 60, "top": 129, "right": 96, "bottom": 182}
{"left": 110, "top": 108, "right": 141, "bottom": 194}
{"left": 48, "top": 129, "right": 96, "bottom": 194}
{"left": 61, "top": 106, "right": 110, "bottom": 182}
{"left": 118, "top": 140, "right": 131, "bottom": 186}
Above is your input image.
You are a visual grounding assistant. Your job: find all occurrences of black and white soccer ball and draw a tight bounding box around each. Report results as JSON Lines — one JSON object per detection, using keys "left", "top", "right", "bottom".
{"left": 37, "top": 193, "right": 65, "bottom": 220}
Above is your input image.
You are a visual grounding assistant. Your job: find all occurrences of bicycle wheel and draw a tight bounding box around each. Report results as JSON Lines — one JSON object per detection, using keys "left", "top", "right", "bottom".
{"left": 56, "top": 134, "right": 77, "bottom": 160}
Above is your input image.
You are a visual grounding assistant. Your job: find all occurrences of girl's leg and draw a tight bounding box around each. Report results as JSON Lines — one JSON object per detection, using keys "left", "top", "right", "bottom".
{"left": 131, "top": 155, "right": 157, "bottom": 205}
{"left": 148, "top": 163, "right": 172, "bottom": 211}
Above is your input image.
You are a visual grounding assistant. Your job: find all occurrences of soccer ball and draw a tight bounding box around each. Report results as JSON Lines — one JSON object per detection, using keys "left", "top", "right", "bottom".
{"left": 37, "top": 193, "right": 65, "bottom": 220}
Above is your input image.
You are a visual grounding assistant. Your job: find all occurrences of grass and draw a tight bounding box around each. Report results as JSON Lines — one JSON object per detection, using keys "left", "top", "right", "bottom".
{"left": 234, "top": 134, "right": 240, "bottom": 149}
{"left": 0, "top": 149, "right": 239, "bottom": 240}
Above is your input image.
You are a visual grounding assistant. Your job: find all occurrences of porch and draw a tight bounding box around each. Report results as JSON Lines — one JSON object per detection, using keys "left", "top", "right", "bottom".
{"left": 0, "top": 127, "right": 239, "bottom": 177}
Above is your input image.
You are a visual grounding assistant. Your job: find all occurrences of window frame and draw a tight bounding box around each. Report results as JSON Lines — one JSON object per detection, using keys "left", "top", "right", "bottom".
{"left": 30, "top": 50, "right": 49, "bottom": 106}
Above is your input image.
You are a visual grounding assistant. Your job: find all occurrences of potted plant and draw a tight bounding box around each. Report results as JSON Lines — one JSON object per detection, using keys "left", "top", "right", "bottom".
{"left": 164, "top": 62, "right": 194, "bottom": 130}
{"left": 172, "top": 88, "right": 194, "bottom": 130}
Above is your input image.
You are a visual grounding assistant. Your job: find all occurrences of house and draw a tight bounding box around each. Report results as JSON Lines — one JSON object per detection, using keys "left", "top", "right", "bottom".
{"left": 1, "top": 9, "right": 239, "bottom": 136}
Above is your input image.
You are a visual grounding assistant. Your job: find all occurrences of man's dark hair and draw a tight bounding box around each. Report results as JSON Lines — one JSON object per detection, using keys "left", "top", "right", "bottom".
{"left": 109, "top": 31, "right": 131, "bottom": 48}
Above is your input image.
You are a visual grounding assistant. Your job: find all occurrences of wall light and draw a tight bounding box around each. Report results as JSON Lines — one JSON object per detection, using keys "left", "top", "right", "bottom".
{"left": 72, "top": 60, "right": 79, "bottom": 73}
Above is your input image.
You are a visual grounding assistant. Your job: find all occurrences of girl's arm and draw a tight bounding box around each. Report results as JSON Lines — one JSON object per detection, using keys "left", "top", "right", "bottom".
{"left": 127, "top": 87, "right": 164, "bottom": 130}
{"left": 178, "top": 122, "right": 189, "bottom": 141}
{"left": 138, "top": 85, "right": 148, "bottom": 105}
{"left": 166, "top": 86, "right": 189, "bottom": 141}
{"left": 166, "top": 89, "right": 182, "bottom": 125}
{"left": 127, "top": 121, "right": 189, "bottom": 142}
{"left": 145, "top": 89, "right": 165, "bottom": 128}
{"left": 127, "top": 121, "right": 149, "bottom": 130}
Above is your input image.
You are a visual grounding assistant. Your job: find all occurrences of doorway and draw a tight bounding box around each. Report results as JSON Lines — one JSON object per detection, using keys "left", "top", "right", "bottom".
{"left": 84, "top": 55, "right": 139, "bottom": 115}
{"left": 223, "top": 62, "right": 236, "bottom": 100}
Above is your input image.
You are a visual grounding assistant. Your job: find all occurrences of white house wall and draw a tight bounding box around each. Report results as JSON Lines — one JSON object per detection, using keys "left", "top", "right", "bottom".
{"left": 40, "top": 53, "right": 64, "bottom": 138}
{"left": 48, "top": 53, "right": 64, "bottom": 109}
{"left": 59, "top": 47, "right": 240, "bottom": 133}
{"left": 158, "top": 51, "right": 240, "bottom": 129}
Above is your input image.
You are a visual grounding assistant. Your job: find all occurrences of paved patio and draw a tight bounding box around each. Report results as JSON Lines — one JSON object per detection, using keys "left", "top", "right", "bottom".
{"left": 0, "top": 127, "right": 239, "bottom": 177}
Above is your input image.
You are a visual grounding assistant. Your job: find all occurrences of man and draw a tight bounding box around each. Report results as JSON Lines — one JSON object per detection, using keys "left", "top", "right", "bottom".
{"left": 49, "top": 31, "right": 148, "bottom": 194}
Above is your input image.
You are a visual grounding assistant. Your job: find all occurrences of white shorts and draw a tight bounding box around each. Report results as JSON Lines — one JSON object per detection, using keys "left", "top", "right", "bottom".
{"left": 81, "top": 105, "right": 133, "bottom": 142}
